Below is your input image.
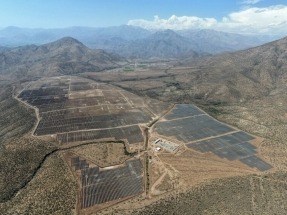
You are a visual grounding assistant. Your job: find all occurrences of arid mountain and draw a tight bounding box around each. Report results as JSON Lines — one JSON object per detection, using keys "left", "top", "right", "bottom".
{"left": 181, "top": 36, "right": 287, "bottom": 103}
{"left": 87, "top": 29, "right": 274, "bottom": 59}
{"left": 89, "top": 36, "right": 287, "bottom": 105}
{"left": 0, "top": 26, "right": 275, "bottom": 58}
{"left": 178, "top": 29, "right": 269, "bottom": 54}
{"left": 122, "top": 30, "right": 200, "bottom": 59}
{"left": 0, "top": 25, "right": 151, "bottom": 47}
{"left": 0, "top": 37, "right": 126, "bottom": 80}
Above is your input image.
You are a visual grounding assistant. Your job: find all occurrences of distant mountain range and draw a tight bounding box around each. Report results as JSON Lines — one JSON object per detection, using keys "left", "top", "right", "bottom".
{"left": 0, "top": 25, "right": 278, "bottom": 59}
{"left": 0, "top": 26, "right": 151, "bottom": 47}
{"left": 0, "top": 37, "right": 126, "bottom": 80}
{"left": 104, "top": 30, "right": 200, "bottom": 59}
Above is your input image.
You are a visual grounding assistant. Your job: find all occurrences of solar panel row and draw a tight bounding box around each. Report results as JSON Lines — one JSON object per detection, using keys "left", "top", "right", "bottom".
{"left": 71, "top": 157, "right": 89, "bottom": 170}
{"left": 57, "top": 125, "right": 144, "bottom": 144}
{"left": 155, "top": 114, "right": 234, "bottom": 143}
{"left": 164, "top": 104, "right": 205, "bottom": 120}
{"left": 155, "top": 104, "right": 272, "bottom": 172}
{"left": 187, "top": 131, "right": 272, "bottom": 171}
{"left": 36, "top": 111, "right": 151, "bottom": 135}
{"left": 77, "top": 159, "right": 143, "bottom": 208}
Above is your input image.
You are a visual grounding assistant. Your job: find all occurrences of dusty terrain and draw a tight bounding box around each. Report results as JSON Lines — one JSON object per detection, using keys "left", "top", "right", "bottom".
{"left": 131, "top": 172, "right": 287, "bottom": 215}
{"left": 69, "top": 142, "right": 131, "bottom": 167}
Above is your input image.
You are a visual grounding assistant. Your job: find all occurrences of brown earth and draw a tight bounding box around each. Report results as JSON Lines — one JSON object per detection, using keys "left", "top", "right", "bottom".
{"left": 69, "top": 142, "right": 132, "bottom": 168}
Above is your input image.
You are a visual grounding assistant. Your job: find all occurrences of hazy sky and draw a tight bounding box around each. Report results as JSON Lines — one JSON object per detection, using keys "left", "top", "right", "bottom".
{"left": 1, "top": 0, "right": 287, "bottom": 35}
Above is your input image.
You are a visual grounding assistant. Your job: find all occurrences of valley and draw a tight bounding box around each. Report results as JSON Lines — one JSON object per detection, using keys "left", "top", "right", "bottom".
{"left": 1, "top": 34, "right": 287, "bottom": 215}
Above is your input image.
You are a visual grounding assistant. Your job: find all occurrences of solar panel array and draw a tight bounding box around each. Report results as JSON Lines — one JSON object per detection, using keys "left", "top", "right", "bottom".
{"left": 35, "top": 110, "right": 152, "bottom": 135}
{"left": 164, "top": 104, "right": 205, "bottom": 120}
{"left": 57, "top": 125, "right": 144, "bottom": 144}
{"left": 71, "top": 157, "right": 89, "bottom": 170}
{"left": 187, "top": 131, "right": 272, "bottom": 171}
{"left": 154, "top": 104, "right": 272, "bottom": 171}
{"left": 18, "top": 78, "right": 157, "bottom": 148}
{"left": 155, "top": 114, "right": 234, "bottom": 143}
{"left": 71, "top": 158, "right": 143, "bottom": 209}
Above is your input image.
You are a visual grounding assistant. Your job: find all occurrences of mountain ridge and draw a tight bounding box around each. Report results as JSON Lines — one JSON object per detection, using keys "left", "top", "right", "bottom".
{"left": 180, "top": 35, "right": 287, "bottom": 103}
{"left": 0, "top": 37, "right": 126, "bottom": 80}
{"left": 0, "top": 26, "right": 276, "bottom": 58}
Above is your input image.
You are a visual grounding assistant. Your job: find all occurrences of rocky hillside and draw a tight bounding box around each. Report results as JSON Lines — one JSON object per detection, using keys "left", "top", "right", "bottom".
{"left": 0, "top": 37, "right": 126, "bottom": 80}
{"left": 181, "top": 36, "right": 287, "bottom": 103}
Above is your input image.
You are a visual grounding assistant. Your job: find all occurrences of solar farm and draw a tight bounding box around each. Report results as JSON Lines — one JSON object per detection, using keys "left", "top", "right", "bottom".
{"left": 70, "top": 157, "right": 143, "bottom": 209}
{"left": 17, "top": 76, "right": 169, "bottom": 145}
{"left": 15, "top": 77, "right": 274, "bottom": 213}
{"left": 153, "top": 104, "right": 272, "bottom": 171}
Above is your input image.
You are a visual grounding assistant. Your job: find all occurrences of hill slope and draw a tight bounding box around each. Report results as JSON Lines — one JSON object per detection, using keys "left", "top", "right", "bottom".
{"left": 180, "top": 36, "right": 287, "bottom": 103}
{"left": 0, "top": 37, "right": 125, "bottom": 80}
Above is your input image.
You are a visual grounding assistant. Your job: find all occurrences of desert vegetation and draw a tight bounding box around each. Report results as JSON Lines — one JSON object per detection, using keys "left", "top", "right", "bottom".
{"left": 131, "top": 172, "right": 287, "bottom": 215}
{"left": 0, "top": 153, "right": 77, "bottom": 215}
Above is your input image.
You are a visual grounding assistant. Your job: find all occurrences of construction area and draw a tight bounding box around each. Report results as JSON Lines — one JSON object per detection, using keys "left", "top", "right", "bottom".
{"left": 153, "top": 138, "right": 180, "bottom": 153}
